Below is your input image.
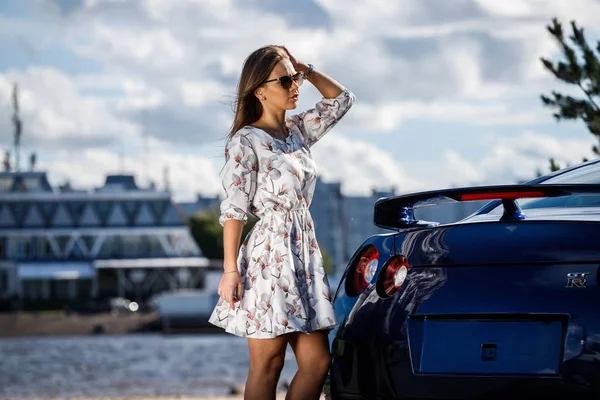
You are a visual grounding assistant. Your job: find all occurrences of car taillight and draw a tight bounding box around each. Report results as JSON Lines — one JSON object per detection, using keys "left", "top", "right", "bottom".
{"left": 454, "top": 190, "right": 546, "bottom": 201}
{"left": 346, "top": 245, "right": 378, "bottom": 297}
{"left": 378, "top": 255, "right": 410, "bottom": 297}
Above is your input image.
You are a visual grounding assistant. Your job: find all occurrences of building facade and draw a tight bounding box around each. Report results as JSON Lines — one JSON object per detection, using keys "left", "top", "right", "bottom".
{"left": 0, "top": 171, "right": 208, "bottom": 310}
{"left": 340, "top": 187, "right": 397, "bottom": 264}
{"left": 309, "top": 177, "right": 346, "bottom": 272}
{"left": 177, "top": 194, "right": 221, "bottom": 217}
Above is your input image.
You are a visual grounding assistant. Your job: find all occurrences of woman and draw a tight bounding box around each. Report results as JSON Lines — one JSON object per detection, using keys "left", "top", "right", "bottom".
{"left": 208, "top": 45, "right": 355, "bottom": 400}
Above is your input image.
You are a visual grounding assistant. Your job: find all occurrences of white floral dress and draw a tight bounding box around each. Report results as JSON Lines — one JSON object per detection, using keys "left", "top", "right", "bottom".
{"left": 208, "top": 89, "right": 355, "bottom": 339}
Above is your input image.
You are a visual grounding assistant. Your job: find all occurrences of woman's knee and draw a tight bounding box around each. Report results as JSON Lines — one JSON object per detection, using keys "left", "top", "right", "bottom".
{"left": 249, "top": 352, "right": 286, "bottom": 377}
{"left": 317, "top": 351, "right": 332, "bottom": 372}
{"left": 299, "top": 349, "right": 331, "bottom": 374}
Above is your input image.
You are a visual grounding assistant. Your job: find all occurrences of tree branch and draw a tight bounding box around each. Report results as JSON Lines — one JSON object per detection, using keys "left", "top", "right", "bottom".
{"left": 577, "top": 82, "right": 600, "bottom": 111}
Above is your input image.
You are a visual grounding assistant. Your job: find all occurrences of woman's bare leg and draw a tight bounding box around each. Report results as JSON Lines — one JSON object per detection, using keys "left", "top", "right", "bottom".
{"left": 245, "top": 335, "right": 289, "bottom": 400}
{"left": 285, "top": 331, "right": 331, "bottom": 400}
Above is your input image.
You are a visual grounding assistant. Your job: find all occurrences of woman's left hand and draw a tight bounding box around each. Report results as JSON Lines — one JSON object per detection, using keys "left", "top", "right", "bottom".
{"left": 280, "top": 45, "right": 345, "bottom": 98}
{"left": 279, "top": 45, "right": 308, "bottom": 75}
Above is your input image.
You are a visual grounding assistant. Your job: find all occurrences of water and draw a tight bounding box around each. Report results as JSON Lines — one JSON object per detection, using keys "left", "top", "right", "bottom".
{"left": 0, "top": 334, "right": 299, "bottom": 399}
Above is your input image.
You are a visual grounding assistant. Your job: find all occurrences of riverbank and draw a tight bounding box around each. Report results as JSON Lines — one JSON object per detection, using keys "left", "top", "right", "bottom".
{"left": 0, "top": 333, "right": 331, "bottom": 400}
{"left": 0, "top": 311, "right": 220, "bottom": 337}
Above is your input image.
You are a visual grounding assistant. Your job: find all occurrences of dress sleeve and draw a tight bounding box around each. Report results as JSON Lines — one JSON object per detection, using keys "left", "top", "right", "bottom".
{"left": 288, "top": 88, "right": 355, "bottom": 147}
{"left": 218, "top": 132, "right": 258, "bottom": 226}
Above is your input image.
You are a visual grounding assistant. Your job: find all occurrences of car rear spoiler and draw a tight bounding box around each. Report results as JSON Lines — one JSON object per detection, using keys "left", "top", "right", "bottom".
{"left": 373, "top": 183, "right": 600, "bottom": 230}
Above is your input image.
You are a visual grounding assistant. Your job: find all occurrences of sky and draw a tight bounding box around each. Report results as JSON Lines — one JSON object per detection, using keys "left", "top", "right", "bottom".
{"left": 0, "top": 0, "right": 599, "bottom": 201}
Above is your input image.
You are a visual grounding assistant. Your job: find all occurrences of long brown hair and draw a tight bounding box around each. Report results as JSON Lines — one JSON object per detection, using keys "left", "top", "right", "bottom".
{"left": 228, "top": 45, "right": 287, "bottom": 141}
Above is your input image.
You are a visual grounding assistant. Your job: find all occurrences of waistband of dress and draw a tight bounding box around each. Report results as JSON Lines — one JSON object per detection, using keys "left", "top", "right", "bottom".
{"left": 264, "top": 207, "right": 310, "bottom": 214}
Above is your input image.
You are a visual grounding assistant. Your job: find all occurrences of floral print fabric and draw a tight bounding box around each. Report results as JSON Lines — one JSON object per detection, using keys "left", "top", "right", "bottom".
{"left": 208, "top": 89, "right": 355, "bottom": 339}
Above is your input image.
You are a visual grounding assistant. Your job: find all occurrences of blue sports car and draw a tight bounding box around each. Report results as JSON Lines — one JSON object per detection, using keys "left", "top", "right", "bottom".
{"left": 328, "top": 159, "right": 600, "bottom": 399}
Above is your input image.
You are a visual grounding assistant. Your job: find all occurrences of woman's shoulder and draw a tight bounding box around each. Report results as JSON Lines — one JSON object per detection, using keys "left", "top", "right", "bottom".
{"left": 224, "top": 128, "right": 259, "bottom": 158}
{"left": 229, "top": 126, "right": 260, "bottom": 144}
{"left": 232, "top": 125, "right": 257, "bottom": 137}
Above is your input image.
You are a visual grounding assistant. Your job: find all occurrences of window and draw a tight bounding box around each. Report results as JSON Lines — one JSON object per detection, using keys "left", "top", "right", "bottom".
{"left": 23, "top": 177, "right": 41, "bottom": 192}
{"left": 0, "top": 270, "right": 7, "bottom": 292}
{"left": 178, "top": 235, "right": 200, "bottom": 256}
{"left": 0, "top": 178, "right": 12, "bottom": 192}
{"left": 120, "top": 235, "right": 143, "bottom": 258}
{"left": 8, "top": 238, "right": 31, "bottom": 259}
{"left": 70, "top": 241, "right": 86, "bottom": 260}
{"left": 40, "top": 202, "right": 57, "bottom": 224}
{"left": 49, "top": 280, "right": 70, "bottom": 300}
{"left": 23, "top": 280, "right": 44, "bottom": 301}
{"left": 56, "top": 236, "right": 70, "bottom": 257}
{"left": 150, "top": 200, "right": 169, "bottom": 220}
{"left": 35, "top": 237, "right": 54, "bottom": 259}
{"left": 148, "top": 235, "right": 165, "bottom": 257}
{"left": 97, "top": 235, "right": 119, "bottom": 258}
{"left": 94, "top": 201, "right": 113, "bottom": 225}
{"left": 77, "top": 280, "right": 92, "bottom": 298}
{"left": 67, "top": 202, "right": 86, "bottom": 225}
{"left": 9, "top": 202, "right": 30, "bottom": 225}
{"left": 168, "top": 232, "right": 180, "bottom": 251}
{"left": 122, "top": 201, "right": 140, "bottom": 224}
{"left": 82, "top": 236, "right": 96, "bottom": 254}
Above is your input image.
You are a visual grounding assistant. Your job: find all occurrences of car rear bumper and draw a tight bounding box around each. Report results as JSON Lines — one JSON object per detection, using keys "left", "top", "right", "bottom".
{"left": 330, "top": 335, "right": 600, "bottom": 399}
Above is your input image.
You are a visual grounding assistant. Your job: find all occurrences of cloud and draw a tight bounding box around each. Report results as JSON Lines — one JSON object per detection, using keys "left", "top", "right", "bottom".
{"left": 310, "top": 132, "right": 424, "bottom": 196}
{"left": 35, "top": 0, "right": 570, "bottom": 105}
{"left": 0, "top": 67, "right": 138, "bottom": 150}
{"left": 0, "top": 66, "right": 223, "bottom": 200}
{"left": 348, "top": 98, "right": 548, "bottom": 132}
{"left": 474, "top": 0, "right": 537, "bottom": 17}
{"left": 10, "top": 0, "right": 593, "bottom": 118}
{"left": 296, "top": 128, "right": 595, "bottom": 200}
{"left": 1, "top": 0, "right": 600, "bottom": 202}
{"left": 40, "top": 146, "right": 223, "bottom": 201}
{"left": 475, "top": 0, "right": 600, "bottom": 24}
{"left": 442, "top": 130, "right": 596, "bottom": 187}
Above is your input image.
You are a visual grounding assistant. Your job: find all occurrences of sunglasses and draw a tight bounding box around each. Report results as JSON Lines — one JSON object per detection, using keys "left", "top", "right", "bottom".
{"left": 263, "top": 71, "right": 304, "bottom": 90}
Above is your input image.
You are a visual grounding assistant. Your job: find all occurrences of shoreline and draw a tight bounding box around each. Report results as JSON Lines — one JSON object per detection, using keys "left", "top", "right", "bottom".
{"left": 0, "top": 311, "right": 221, "bottom": 337}
{"left": 0, "top": 312, "right": 329, "bottom": 400}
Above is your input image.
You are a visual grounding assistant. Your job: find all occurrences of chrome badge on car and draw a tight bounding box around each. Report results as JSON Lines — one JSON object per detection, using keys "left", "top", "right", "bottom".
{"left": 566, "top": 272, "right": 589, "bottom": 288}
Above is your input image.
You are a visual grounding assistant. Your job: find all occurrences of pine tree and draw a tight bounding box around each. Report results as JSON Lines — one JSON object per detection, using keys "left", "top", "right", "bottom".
{"left": 540, "top": 17, "right": 600, "bottom": 171}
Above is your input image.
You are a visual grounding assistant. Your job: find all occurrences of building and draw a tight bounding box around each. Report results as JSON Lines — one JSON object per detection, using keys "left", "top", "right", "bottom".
{"left": 177, "top": 194, "right": 221, "bottom": 217}
{"left": 309, "top": 177, "right": 346, "bottom": 272}
{"left": 0, "top": 171, "right": 208, "bottom": 310}
{"left": 341, "top": 187, "right": 397, "bottom": 264}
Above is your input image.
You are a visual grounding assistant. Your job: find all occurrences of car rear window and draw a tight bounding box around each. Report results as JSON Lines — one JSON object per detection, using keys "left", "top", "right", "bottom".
{"left": 487, "top": 162, "right": 600, "bottom": 214}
